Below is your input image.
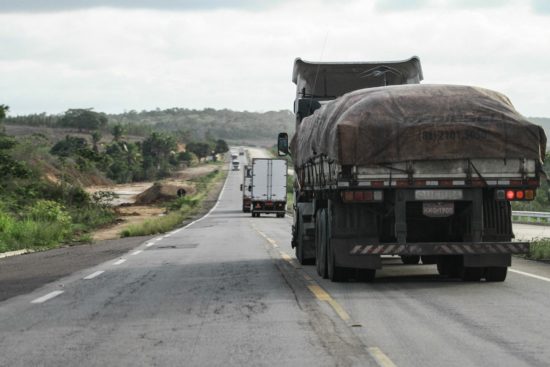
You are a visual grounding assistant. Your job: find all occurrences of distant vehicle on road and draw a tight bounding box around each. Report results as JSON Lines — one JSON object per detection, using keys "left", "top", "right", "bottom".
{"left": 279, "top": 56, "right": 545, "bottom": 282}
{"left": 250, "top": 158, "right": 287, "bottom": 218}
{"left": 231, "top": 160, "right": 240, "bottom": 171}
{"left": 239, "top": 147, "right": 245, "bottom": 156}
{"left": 240, "top": 165, "right": 252, "bottom": 212}
{"left": 231, "top": 152, "right": 238, "bottom": 160}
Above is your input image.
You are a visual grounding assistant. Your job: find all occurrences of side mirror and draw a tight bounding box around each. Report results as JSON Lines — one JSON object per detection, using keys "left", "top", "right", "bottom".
{"left": 278, "top": 132, "right": 289, "bottom": 156}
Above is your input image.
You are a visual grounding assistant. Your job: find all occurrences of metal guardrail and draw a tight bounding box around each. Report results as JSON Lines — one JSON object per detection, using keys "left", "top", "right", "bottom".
{"left": 512, "top": 211, "right": 550, "bottom": 224}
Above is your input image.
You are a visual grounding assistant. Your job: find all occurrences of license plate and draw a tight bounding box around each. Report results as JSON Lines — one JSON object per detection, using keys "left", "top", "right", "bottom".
{"left": 415, "top": 189, "right": 463, "bottom": 201}
{"left": 422, "top": 202, "right": 455, "bottom": 217}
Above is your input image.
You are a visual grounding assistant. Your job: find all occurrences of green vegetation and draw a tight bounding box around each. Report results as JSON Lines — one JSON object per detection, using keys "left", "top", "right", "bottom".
{"left": 5, "top": 107, "right": 295, "bottom": 142}
{"left": 0, "top": 103, "right": 229, "bottom": 253}
{"left": 120, "top": 169, "right": 226, "bottom": 237}
{"left": 527, "top": 239, "right": 550, "bottom": 260}
{"left": 513, "top": 152, "right": 550, "bottom": 212}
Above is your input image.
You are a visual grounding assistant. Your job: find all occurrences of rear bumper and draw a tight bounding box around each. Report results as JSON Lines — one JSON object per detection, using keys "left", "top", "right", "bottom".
{"left": 251, "top": 201, "right": 286, "bottom": 213}
{"left": 346, "top": 241, "right": 529, "bottom": 255}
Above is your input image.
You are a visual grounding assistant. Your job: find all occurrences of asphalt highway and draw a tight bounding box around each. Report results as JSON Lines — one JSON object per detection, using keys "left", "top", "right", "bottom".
{"left": 1, "top": 153, "right": 550, "bottom": 366}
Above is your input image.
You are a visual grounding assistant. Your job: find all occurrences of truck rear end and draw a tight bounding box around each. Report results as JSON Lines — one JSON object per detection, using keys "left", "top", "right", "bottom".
{"left": 284, "top": 59, "right": 546, "bottom": 282}
{"left": 250, "top": 158, "right": 288, "bottom": 218}
{"left": 241, "top": 165, "right": 252, "bottom": 212}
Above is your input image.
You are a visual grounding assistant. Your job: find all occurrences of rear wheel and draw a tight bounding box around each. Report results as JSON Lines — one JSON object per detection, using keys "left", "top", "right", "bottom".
{"left": 356, "top": 269, "right": 376, "bottom": 282}
{"left": 327, "top": 231, "right": 347, "bottom": 282}
{"left": 295, "top": 209, "right": 315, "bottom": 266}
{"left": 315, "top": 209, "right": 328, "bottom": 279}
{"left": 421, "top": 255, "right": 438, "bottom": 265}
{"left": 485, "top": 266, "right": 507, "bottom": 282}
{"left": 437, "top": 256, "right": 462, "bottom": 278}
{"left": 277, "top": 213, "right": 285, "bottom": 218}
{"left": 401, "top": 255, "right": 420, "bottom": 265}
{"left": 461, "top": 267, "right": 484, "bottom": 281}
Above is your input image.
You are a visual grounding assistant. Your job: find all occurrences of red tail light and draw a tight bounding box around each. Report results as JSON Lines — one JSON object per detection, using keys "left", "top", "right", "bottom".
{"left": 497, "top": 189, "right": 535, "bottom": 201}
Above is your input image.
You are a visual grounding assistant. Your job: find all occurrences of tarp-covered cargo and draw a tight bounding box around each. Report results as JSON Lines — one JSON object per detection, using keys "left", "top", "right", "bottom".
{"left": 291, "top": 84, "right": 546, "bottom": 168}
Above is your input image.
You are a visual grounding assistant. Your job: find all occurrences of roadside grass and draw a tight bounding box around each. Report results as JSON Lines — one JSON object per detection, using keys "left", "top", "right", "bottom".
{"left": 527, "top": 238, "right": 550, "bottom": 260}
{"left": 0, "top": 202, "right": 116, "bottom": 253}
{"left": 120, "top": 168, "right": 226, "bottom": 237}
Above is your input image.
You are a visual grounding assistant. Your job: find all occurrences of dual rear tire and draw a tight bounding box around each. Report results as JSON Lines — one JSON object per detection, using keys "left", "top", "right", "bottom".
{"left": 315, "top": 208, "right": 372, "bottom": 282}
{"left": 437, "top": 256, "right": 507, "bottom": 281}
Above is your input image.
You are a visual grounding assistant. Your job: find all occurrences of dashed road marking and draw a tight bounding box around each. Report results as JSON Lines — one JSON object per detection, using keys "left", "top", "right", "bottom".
{"left": 367, "top": 347, "right": 397, "bottom": 367}
{"left": 280, "top": 251, "right": 292, "bottom": 261}
{"left": 510, "top": 268, "right": 550, "bottom": 283}
{"left": 145, "top": 242, "right": 155, "bottom": 247}
{"left": 131, "top": 250, "right": 142, "bottom": 256}
{"left": 83, "top": 271, "right": 104, "bottom": 280}
{"left": 31, "top": 290, "right": 64, "bottom": 304}
{"left": 113, "top": 259, "right": 126, "bottom": 265}
{"left": 307, "top": 284, "right": 351, "bottom": 321}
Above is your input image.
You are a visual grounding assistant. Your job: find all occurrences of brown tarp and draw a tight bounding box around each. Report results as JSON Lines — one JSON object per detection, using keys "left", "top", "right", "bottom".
{"left": 291, "top": 84, "right": 546, "bottom": 168}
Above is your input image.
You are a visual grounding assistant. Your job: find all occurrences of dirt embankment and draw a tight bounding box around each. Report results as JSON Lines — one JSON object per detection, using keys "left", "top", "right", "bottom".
{"left": 88, "top": 164, "right": 221, "bottom": 241}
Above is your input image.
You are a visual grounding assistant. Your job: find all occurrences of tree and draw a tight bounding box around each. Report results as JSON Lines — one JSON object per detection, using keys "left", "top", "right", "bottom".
{"left": 91, "top": 131, "right": 102, "bottom": 153}
{"left": 141, "top": 132, "right": 177, "bottom": 178}
{"left": 0, "top": 104, "right": 30, "bottom": 180}
{"left": 186, "top": 142, "right": 211, "bottom": 162}
{"left": 60, "top": 109, "right": 108, "bottom": 132}
{"left": 50, "top": 135, "right": 89, "bottom": 157}
{"left": 0, "top": 104, "right": 8, "bottom": 120}
{"left": 112, "top": 124, "right": 124, "bottom": 142}
{"left": 214, "top": 139, "right": 229, "bottom": 154}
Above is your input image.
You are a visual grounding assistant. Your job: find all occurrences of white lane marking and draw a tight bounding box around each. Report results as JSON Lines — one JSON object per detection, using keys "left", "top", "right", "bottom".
{"left": 145, "top": 242, "right": 155, "bottom": 247}
{"left": 83, "top": 270, "right": 104, "bottom": 280}
{"left": 113, "top": 259, "right": 126, "bottom": 265}
{"left": 510, "top": 268, "right": 550, "bottom": 283}
{"left": 179, "top": 170, "right": 230, "bottom": 231}
{"left": 0, "top": 249, "right": 32, "bottom": 259}
{"left": 131, "top": 250, "right": 142, "bottom": 256}
{"left": 31, "top": 290, "right": 64, "bottom": 304}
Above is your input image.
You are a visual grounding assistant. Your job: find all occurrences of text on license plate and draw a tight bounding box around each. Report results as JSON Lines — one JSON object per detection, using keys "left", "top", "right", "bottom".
{"left": 422, "top": 202, "right": 455, "bottom": 217}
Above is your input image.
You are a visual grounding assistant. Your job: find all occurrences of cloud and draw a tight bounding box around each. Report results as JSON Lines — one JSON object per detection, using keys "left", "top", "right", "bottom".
{"left": 0, "top": 0, "right": 282, "bottom": 13}
{"left": 375, "top": 0, "right": 512, "bottom": 12}
{"left": 532, "top": 0, "right": 550, "bottom": 14}
{"left": 0, "top": 0, "right": 549, "bottom": 117}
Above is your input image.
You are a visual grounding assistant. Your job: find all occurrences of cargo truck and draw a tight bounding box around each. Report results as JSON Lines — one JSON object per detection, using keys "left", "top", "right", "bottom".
{"left": 250, "top": 158, "right": 288, "bottom": 218}
{"left": 241, "top": 165, "right": 252, "bottom": 212}
{"left": 278, "top": 57, "right": 546, "bottom": 282}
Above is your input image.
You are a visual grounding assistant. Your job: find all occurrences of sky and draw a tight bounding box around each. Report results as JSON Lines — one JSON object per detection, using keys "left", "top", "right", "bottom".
{"left": 1, "top": 0, "right": 549, "bottom": 116}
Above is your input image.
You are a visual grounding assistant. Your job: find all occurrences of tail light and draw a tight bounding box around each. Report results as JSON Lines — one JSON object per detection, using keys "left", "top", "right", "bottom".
{"left": 496, "top": 189, "right": 535, "bottom": 201}
{"left": 342, "top": 190, "right": 383, "bottom": 203}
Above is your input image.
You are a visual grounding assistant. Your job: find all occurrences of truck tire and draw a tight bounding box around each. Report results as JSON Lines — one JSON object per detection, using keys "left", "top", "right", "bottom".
{"left": 315, "top": 209, "right": 328, "bottom": 279}
{"left": 461, "top": 267, "right": 483, "bottom": 281}
{"left": 277, "top": 213, "right": 285, "bottom": 218}
{"left": 325, "top": 207, "right": 347, "bottom": 282}
{"left": 437, "top": 256, "right": 461, "bottom": 278}
{"left": 421, "top": 255, "right": 438, "bottom": 265}
{"left": 295, "top": 210, "right": 315, "bottom": 266}
{"left": 401, "top": 255, "right": 420, "bottom": 265}
{"left": 356, "top": 269, "right": 376, "bottom": 282}
{"left": 485, "top": 266, "right": 507, "bottom": 282}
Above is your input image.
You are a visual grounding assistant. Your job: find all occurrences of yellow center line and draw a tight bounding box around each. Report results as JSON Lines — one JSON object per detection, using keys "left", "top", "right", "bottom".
{"left": 280, "top": 251, "right": 292, "bottom": 261}
{"left": 252, "top": 225, "right": 396, "bottom": 366}
{"left": 367, "top": 347, "right": 397, "bottom": 367}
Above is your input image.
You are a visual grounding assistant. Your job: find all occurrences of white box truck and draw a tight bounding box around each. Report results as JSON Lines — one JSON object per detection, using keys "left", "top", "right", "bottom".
{"left": 250, "top": 158, "right": 287, "bottom": 218}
